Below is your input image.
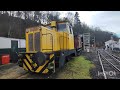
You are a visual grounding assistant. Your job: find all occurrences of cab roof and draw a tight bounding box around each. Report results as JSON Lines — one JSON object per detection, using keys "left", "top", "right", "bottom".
{"left": 43, "top": 21, "right": 68, "bottom": 27}
{"left": 26, "top": 21, "right": 69, "bottom": 32}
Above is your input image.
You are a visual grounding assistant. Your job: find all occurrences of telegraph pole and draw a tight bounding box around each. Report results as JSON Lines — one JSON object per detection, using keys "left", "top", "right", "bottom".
{"left": 94, "top": 36, "right": 96, "bottom": 48}
{"left": 94, "top": 36, "right": 96, "bottom": 50}
{"left": 92, "top": 36, "right": 96, "bottom": 50}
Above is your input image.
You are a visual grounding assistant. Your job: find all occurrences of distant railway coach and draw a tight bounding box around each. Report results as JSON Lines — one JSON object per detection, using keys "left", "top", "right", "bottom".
{"left": 0, "top": 37, "right": 26, "bottom": 63}
{"left": 74, "top": 35, "right": 83, "bottom": 55}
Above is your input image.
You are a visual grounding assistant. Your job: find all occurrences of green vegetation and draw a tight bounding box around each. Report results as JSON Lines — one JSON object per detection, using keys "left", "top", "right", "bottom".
{"left": 56, "top": 56, "right": 95, "bottom": 79}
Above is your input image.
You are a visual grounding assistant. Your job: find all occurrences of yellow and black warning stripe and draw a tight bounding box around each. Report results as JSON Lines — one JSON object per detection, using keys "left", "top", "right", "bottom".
{"left": 22, "top": 54, "right": 35, "bottom": 72}
{"left": 25, "top": 55, "right": 36, "bottom": 70}
{"left": 38, "top": 54, "right": 55, "bottom": 74}
{"left": 23, "top": 60, "right": 31, "bottom": 71}
{"left": 22, "top": 53, "right": 55, "bottom": 74}
{"left": 33, "top": 53, "right": 55, "bottom": 73}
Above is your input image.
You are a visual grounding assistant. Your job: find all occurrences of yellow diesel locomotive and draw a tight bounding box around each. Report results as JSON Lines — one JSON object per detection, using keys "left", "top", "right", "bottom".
{"left": 18, "top": 21, "right": 82, "bottom": 74}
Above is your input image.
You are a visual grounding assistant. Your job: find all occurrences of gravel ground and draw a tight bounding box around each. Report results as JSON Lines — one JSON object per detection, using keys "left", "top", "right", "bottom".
{"left": 0, "top": 63, "right": 28, "bottom": 79}
{"left": 111, "top": 50, "right": 120, "bottom": 57}
{"left": 0, "top": 63, "right": 58, "bottom": 79}
{"left": 0, "top": 48, "right": 104, "bottom": 79}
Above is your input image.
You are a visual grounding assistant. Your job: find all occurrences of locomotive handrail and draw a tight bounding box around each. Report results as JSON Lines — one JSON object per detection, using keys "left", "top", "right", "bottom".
{"left": 42, "top": 33, "right": 53, "bottom": 51}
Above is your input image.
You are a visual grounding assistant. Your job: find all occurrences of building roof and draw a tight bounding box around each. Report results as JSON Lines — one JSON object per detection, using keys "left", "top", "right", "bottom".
{"left": 0, "top": 37, "right": 25, "bottom": 40}
{"left": 105, "top": 40, "right": 116, "bottom": 44}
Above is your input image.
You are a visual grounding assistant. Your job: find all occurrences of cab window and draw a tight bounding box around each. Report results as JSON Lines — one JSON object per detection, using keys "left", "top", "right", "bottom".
{"left": 69, "top": 25, "right": 73, "bottom": 34}
{"left": 46, "top": 26, "right": 52, "bottom": 30}
{"left": 57, "top": 23, "right": 67, "bottom": 32}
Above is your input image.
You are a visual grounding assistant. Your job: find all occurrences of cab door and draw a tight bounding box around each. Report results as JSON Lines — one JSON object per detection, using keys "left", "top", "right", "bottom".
{"left": 68, "top": 24, "right": 74, "bottom": 49}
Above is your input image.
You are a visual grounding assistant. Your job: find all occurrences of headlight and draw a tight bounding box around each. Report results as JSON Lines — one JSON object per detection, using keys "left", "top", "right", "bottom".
{"left": 18, "top": 54, "right": 23, "bottom": 59}
{"left": 48, "top": 63, "right": 54, "bottom": 69}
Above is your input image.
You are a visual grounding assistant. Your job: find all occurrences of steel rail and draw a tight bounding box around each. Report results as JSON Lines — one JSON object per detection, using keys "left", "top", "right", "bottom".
{"left": 104, "top": 50, "right": 120, "bottom": 63}
{"left": 99, "top": 52, "right": 120, "bottom": 72}
{"left": 97, "top": 50, "right": 107, "bottom": 79}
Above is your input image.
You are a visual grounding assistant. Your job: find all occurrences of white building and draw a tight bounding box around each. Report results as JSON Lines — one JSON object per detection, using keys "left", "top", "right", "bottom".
{"left": 105, "top": 40, "right": 116, "bottom": 50}
{"left": 105, "top": 39, "right": 120, "bottom": 50}
{"left": 113, "top": 39, "right": 120, "bottom": 49}
{"left": 0, "top": 37, "right": 25, "bottom": 49}
{"left": 0, "top": 37, "right": 26, "bottom": 62}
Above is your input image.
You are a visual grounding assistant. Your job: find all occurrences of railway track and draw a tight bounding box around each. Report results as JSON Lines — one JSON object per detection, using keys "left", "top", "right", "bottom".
{"left": 97, "top": 49, "right": 120, "bottom": 79}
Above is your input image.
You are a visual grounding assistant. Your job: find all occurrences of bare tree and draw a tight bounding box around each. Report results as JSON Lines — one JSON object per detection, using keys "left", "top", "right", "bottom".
{"left": 66, "top": 12, "right": 74, "bottom": 25}
{"left": 16, "top": 11, "right": 22, "bottom": 18}
{"left": 34, "top": 11, "right": 42, "bottom": 23}
{"left": 23, "top": 11, "right": 27, "bottom": 20}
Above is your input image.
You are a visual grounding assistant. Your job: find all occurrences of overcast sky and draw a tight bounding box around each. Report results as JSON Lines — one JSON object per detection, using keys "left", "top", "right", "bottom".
{"left": 59, "top": 11, "right": 120, "bottom": 37}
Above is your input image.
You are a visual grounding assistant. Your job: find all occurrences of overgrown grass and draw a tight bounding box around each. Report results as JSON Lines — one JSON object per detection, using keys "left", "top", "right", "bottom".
{"left": 56, "top": 56, "right": 95, "bottom": 79}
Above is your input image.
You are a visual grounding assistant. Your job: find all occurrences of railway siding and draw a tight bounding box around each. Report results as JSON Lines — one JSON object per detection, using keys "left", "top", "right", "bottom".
{"left": 97, "top": 49, "right": 120, "bottom": 79}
